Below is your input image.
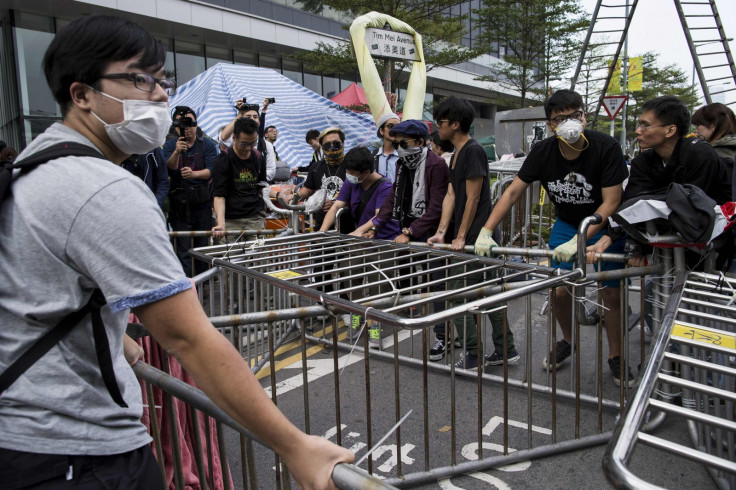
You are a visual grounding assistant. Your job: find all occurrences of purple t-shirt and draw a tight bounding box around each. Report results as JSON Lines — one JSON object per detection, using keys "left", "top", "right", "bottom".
{"left": 336, "top": 177, "right": 401, "bottom": 240}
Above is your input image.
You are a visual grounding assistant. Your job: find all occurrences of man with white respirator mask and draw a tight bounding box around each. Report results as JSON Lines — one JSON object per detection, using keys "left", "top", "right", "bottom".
{"left": 473, "top": 89, "right": 633, "bottom": 388}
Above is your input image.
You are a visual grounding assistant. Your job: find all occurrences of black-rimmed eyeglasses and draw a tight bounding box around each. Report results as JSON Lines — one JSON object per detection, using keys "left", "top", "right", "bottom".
{"left": 98, "top": 72, "right": 176, "bottom": 95}
{"left": 550, "top": 111, "right": 584, "bottom": 125}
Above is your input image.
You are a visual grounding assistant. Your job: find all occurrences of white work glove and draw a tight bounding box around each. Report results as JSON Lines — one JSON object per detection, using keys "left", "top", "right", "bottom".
{"left": 474, "top": 227, "right": 498, "bottom": 257}
{"left": 552, "top": 234, "right": 579, "bottom": 264}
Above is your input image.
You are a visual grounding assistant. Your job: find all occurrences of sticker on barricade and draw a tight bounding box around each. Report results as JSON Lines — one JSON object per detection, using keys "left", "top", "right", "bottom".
{"left": 671, "top": 322, "right": 736, "bottom": 349}
{"left": 267, "top": 270, "right": 303, "bottom": 279}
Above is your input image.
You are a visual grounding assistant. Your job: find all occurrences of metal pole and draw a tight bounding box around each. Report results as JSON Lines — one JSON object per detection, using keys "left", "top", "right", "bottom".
{"left": 619, "top": 0, "right": 629, "bottom": 153}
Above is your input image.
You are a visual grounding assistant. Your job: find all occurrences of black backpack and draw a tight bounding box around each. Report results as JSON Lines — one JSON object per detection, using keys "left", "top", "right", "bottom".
{"left": 0, "top": 142, "right": 128, "bottom": 408}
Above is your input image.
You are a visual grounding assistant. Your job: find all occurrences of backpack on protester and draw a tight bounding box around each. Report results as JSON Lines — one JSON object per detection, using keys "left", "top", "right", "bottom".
{"left": 0, "top": 142, "right": 128, "bottom": 407}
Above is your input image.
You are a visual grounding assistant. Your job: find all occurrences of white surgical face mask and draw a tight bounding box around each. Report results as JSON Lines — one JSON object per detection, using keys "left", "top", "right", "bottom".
{"left": 88, "top": 87, "right": 171, "bottom": 155}
{"left": 345, "top": 173, "right": 360, "bottom": 184}
{"left": 555, "top": 119, "right": 584, "bottom": 144}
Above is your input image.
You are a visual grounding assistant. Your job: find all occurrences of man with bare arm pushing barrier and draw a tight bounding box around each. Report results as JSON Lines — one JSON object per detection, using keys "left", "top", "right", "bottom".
{"left": 0, "top": 15, "right": 352, "bottom": 489}
{"left": 473, "top": 89, "right": 632, "bottom": 388}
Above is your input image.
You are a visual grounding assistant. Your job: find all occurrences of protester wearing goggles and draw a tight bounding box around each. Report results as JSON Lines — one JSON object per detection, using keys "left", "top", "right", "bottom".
{"left": 288, "top": 127, "right": 347, "bottom": 229}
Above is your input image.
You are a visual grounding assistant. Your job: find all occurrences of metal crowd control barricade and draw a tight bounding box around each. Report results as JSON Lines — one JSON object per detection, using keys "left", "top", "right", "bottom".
{"left": 185, "top": 226, "right": 660, "bottom": 486}
{"left": 132, "top": 359, "right": 392, "bottom": 490}
{"left": 488, "top": 157, "right": 554, "bottom": 253}
{"left": 605, "top": 245, "right": 736, "bottom": 488}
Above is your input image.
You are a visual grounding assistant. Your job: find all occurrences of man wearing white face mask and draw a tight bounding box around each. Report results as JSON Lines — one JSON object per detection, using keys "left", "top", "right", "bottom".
{"left": 0, "top": 14, "right": 353, "bottom": 488}
{"left": 474, "top": 89, "right": 632, "bottom": 387}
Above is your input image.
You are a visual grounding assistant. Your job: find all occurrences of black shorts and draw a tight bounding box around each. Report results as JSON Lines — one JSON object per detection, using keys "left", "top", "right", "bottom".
{"left": 0, "top": 444, "right": 163, "bottom": 490}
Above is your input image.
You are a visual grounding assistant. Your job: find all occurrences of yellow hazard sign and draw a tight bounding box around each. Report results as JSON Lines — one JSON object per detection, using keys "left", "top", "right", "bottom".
{"left": 267, "top": 270, "right": 302, "bottom": 279}
{"left": 672, "top": 323, "right": 736, "bottom": 349}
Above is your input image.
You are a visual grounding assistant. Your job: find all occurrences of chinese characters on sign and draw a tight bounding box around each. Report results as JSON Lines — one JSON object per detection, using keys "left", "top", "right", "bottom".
{"left": 365, "top": 28, "right": 419, "bottom": 62}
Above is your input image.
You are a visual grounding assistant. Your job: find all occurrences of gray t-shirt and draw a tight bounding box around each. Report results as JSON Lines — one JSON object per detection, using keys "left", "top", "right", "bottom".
{"left": 0, "top": 123, "right": 191, "bottom": 455}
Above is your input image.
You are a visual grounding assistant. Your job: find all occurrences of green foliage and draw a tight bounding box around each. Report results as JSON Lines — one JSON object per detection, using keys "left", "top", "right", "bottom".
{"left": 290, "top": 0, "right": 478, "bottom": 89}
{"left": 473, "top": 0, "right": 589, "bottom": 108}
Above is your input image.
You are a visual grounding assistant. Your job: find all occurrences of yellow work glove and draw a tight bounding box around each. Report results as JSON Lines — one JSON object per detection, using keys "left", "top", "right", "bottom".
{"left": 552, "top": 234, "right": 579, "bottom": 264}
{"left": 474, "top": 227, "right": 497, "bottom": 257}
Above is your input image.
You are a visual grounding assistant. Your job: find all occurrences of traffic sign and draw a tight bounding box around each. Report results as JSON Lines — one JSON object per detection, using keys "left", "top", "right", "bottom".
{"left": 602, "top": 95, "right": 628, "bottom": 120}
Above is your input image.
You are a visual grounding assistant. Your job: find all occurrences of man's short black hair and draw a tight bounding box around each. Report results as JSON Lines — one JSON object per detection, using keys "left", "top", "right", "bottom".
{"left": 433, "top": 96, "right": 474, "bottom": 134}
{"left": 233, "top": 117, "right": 259, "bottom": 138}
{"left": 173, "top": 105, "right": 196, "bottom": 121}
{"left": 344, "top": 146, "right": 374, "bottom": 173}
{"left": 544, "top": 90, "right": 584, "bottom": 120}
{"left": 265, "top": 125, "right": 277, "bottom": 132}
{"left": 305, "top": 129, "right": 320, "bottom": 143}
{"left": 641, "top": 96, "right": 691, "bottom": 137}
{"left": 431, "top": 130, "right": 454, "bottom": 153}
{"left": 43, "top": 15, "right": 166, "bottom": 117}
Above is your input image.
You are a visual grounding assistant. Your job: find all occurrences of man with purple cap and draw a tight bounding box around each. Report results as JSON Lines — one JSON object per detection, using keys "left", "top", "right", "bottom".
{"left": 373, "top": 112, "right": 400, "bottom": 182}
{"left": 353, "top": 119, "right": 448, "bottom": 244}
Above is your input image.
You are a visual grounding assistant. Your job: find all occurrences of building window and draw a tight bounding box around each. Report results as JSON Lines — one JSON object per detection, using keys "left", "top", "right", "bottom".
{"left": 206, "top": 45, "right": 232, "bottom": 69}
{"left": 259, "top": 54, "right": 280, "bottom": 71}
{"left": 234, "top": 50, "right": 256, "bottom": 66}
{"left": 283, "top": 58, "right": 303, "bottom": 85}
{"left": 323, "top": 73, "right": 339, "bottom": 99}
{"left": 174, "top": 40, "right": 205, "bottom": 86}
{"left": 13, "top": 13, "right": 59, "bottom": 120}
{"left": 304, "top": 70, "right": 321, "bottom": 96}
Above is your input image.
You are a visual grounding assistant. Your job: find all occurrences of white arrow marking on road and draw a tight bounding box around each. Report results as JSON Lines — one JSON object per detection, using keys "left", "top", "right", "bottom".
{"left": 370, "top": 443, "right": 416, "bottom": 473}
{"left": 438, "top": 472, "right": 511, "bottom": 490}
{"left": 482, "top": 416, "right": 552, "bottom": 437}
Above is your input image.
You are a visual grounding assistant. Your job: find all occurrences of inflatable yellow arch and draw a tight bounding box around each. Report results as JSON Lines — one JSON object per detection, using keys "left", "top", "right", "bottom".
{"left": 349, "top": 11, "right": 427, "bottom": 123}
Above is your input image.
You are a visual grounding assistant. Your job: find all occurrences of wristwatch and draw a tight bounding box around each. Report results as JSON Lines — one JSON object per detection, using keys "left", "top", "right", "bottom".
{"left": 401, "top": 227, "right": 412, "bottom": 236}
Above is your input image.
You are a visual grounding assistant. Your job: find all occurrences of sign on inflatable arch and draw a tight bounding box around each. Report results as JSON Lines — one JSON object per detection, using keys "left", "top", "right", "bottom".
{"left": 349, "top": 12, "right": 427, "bottom": 124}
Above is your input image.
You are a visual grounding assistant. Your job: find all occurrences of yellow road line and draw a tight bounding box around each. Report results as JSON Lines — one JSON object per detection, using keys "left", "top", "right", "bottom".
{"left": 248, "top": 321, "right": 351, "bottom": 380}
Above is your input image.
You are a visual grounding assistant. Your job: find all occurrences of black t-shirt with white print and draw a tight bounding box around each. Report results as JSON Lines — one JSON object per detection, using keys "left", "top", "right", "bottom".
{"left": 517, "top": 130, "right": 628, "bottom": 226}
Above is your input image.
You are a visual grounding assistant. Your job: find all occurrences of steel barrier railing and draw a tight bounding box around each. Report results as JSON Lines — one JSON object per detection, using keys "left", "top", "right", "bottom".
{"left": 604, "top": 269, "right": 736, "bottom": 489}
{"left": 133, "top": 360, "right": 395, "bottom": 489}
{"left": 184, "top": 231, "right": 657, "bottom": 485}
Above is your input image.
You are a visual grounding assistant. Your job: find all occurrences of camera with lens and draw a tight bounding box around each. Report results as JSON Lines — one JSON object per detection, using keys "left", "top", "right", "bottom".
{"left": 172, "top": 116, "right": 197, "bottom": 130}
{"left": 267, "top": 97, "right": 276, "bottom": 104}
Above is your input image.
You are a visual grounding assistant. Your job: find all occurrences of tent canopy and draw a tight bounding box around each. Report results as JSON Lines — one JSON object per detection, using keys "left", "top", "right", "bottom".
{"left": 330, "top": 82, "right": 368, "bottom": 107}
{"left": 170, "top": 64, "right": 379, "bottom": 167}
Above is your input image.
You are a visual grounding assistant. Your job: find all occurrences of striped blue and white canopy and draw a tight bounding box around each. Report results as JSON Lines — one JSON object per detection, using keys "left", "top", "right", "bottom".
{"left": 169, "top": 63, "right": 380, "bottom": 168}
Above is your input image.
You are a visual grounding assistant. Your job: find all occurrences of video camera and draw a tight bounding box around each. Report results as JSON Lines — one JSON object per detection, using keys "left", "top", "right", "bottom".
{"left": 172, "top": 117, "right": 197, "bottom": 130}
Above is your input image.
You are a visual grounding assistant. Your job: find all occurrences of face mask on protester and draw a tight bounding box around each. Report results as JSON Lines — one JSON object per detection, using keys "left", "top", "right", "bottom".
{"left": 345, "top": 173, "right": 360, "bottom": 184}
{"left": 87, "top": 86, "right": 171, "bottom": 154}
{"left": 324, "top": 147, "right": 345, "bottom": 166}
{"left": 554, "top": 118, "right": 584, "bottom": 145}
{"left": 398, "top": 145, "right": 425, "bottom": 168}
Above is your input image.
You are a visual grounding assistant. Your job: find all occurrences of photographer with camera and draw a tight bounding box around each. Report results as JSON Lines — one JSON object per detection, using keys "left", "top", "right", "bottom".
{"left": 218, "top": 98, "right": 276, "bottom": 182}
{"left": 162, "top": 106, "right": 218, "bottom": 277}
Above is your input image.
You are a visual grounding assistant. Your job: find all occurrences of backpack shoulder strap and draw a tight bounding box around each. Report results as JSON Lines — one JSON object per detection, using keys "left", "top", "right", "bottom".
{"left": 0, "top": 289, "right": 127, "bottom": 408}
{"left": 355, "top": 176, "right": 388, "bottom": 222}
{"left": 1, "top": 142, "right": 105, "bottom": 200}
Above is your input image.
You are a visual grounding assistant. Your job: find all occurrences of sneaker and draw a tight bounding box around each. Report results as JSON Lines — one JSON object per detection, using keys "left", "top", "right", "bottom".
{"left": 454, "top": 351, "right": 481, "bottom": 371}
{"left": 542, "top": 339, "right": 572, "bottom": 371}
{"left": 341, "top": 314, "right": 351, "bottom": 327}
{"left": 608, "top": 356, "right": 636, "bottom": 388}
{"left": 348, "top": 314, "right": 363, "bottom": 342}
{"left": 485, "top": 347, "right": 520, "bottom": 366}
{"left": 429, "top": 336, "right": 448, "bottom": 361}
{"left": 368, "top": 325, "right": 382, "bottom": 349}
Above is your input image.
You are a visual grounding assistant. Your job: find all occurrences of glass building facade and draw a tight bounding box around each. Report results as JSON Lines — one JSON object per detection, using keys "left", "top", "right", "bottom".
{"left": 0, "top": 1, "right": 502, "bottom": 149}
